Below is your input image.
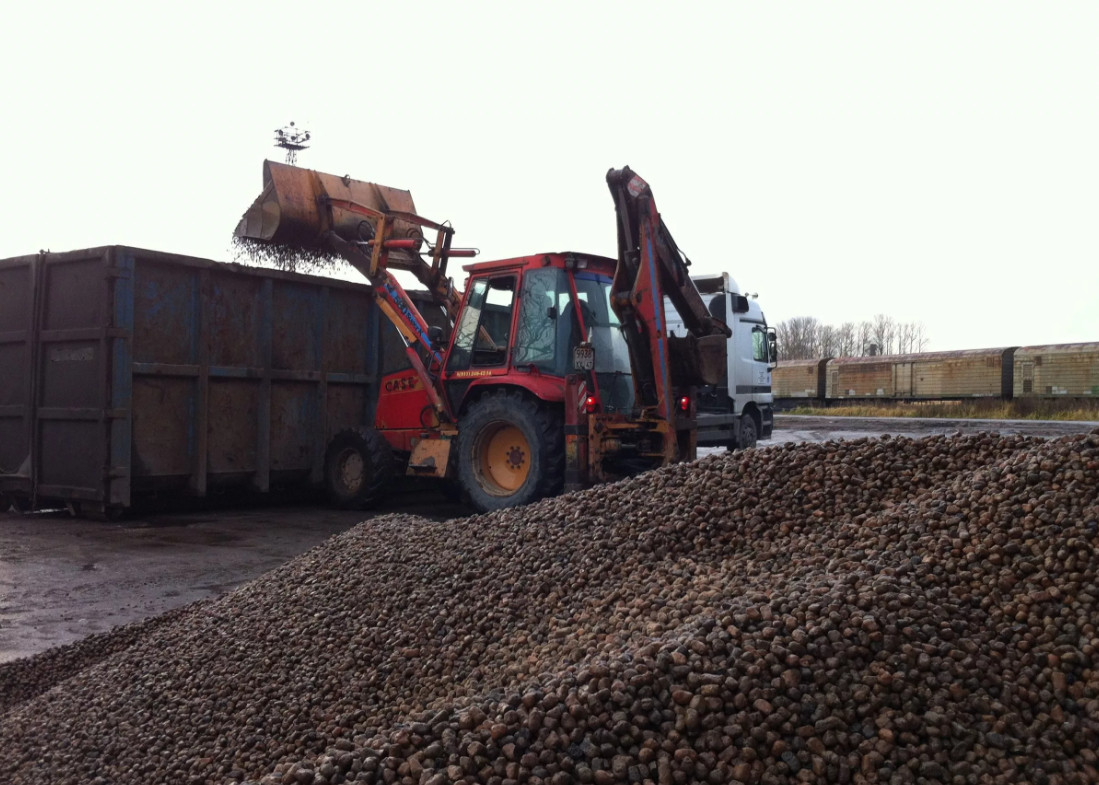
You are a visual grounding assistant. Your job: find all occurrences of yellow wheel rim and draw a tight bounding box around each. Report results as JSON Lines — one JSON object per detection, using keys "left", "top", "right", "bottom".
{"left": 475, "top": 423, "right": 530, "bottom": 495}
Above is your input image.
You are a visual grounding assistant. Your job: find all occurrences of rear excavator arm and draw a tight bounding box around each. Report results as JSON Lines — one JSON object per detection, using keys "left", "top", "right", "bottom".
{"left": 605, "top": 166, "right": 731, "bottom": 424}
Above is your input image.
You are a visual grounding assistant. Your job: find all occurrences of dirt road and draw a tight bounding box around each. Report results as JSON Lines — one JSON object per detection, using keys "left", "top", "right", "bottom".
{"left": 2, "top": 416, "right": 1094, "bottom": 663}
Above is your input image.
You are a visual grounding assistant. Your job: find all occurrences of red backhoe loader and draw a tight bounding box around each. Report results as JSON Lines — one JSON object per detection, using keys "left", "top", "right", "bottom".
{"left": 235, "top": 162, "right": 730, "bottom": 511}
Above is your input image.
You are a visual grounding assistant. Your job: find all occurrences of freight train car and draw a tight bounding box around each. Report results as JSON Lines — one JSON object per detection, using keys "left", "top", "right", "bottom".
{"left": 1013, "top": 344, "right": 1099, "bottom": 398}
{"left": 0, "top": 246, "right": 429, "bottom": 517}
{"left": 774, "top": 343, "right": 1099, "bottom": 406}
{"left": 824, "top": 348, "right": 1014, "bottom": 400}
{"left": 771, "top": 358, "right": 827, "bottom": 401}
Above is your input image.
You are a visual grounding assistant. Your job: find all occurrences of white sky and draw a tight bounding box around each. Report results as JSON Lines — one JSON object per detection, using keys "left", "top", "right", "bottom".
{"left": 2, "top": 1, "right": 1096, "bottom": 352}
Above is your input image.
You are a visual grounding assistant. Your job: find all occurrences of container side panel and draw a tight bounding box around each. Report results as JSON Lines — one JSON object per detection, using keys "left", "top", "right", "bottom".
{"left": 0, "top": 259, "right": 33, "bottom": 481}
{"left": 34, "top": 252, "right": 114, "bottom": 503}
{"left": 0, "top": 422, "right": 27, "bottom": 477}
{"left": 324, "top": 288, "right": 373, "bottom": 373}
{"left": 272, "top": 282, "right": 322, "bottom": 370}
{"left": 326, "top": 385, "right": 369, "bottom": 441}
{"left": 108, "top": 250, "right": 135, "bottom": 506}
{"left": 207, "top": 272, "right": 262, "bottom": 368}
{"left": 207, "top": 380, "right": 259, "bottom": 479}
{"left": 132, "top": 377, "right": 196, "bottom": 480}
{"left": 0, "top": 343, "right": 28, "bottom": 408}
{"left": 0, "top": 264, "right": 32, "bottom": 330}
{"left": 39, "top": 341, "right": 103, "bottom": 409}
{"left": 270, "top": 382, "right": 320, "bottom": 473}
{"left": 41, "top": 257, "right": 105, "bottom": 331}
{"left": 38, "top": 420, "right": 103, "bottom": 491}
{"left": 133, "top": 261, "right": 197, "bottom": 365}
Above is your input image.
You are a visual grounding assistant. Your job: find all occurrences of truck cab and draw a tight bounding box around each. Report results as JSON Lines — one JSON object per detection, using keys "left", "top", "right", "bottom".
{"left": 665, "top": 273, "right": 776, "bottom": 449}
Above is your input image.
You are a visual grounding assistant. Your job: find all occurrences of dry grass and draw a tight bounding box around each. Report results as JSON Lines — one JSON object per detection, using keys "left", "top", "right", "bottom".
{"left": 787, "top": 397, "right": 1099, "bottom": 421}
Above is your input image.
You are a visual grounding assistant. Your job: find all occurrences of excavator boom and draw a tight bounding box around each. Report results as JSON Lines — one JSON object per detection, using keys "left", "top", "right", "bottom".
{"left": 606, "top": 167, "right": 731, "bottom": 421}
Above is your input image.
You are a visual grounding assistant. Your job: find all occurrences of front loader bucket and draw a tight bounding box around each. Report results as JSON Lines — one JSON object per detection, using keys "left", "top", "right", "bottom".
{"left": 235, "top": 160, "right": 425, "bottom": 254}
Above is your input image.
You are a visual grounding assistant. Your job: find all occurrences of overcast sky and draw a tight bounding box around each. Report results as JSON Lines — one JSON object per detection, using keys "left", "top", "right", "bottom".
{"left": 2, "top": 1, "right": 1096, "bottom": 352}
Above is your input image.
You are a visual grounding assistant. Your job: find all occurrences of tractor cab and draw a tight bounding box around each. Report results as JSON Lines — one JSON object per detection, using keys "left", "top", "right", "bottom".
{"left": 441, "top": 253, "right": 635, "bottom": 416}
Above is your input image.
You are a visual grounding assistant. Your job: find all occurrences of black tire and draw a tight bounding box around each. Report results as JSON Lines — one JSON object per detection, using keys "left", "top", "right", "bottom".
{"left": 737, "top": 414, "right": 759, "bottom": 450}
{"left": 3, "top": 493, "right": 30, "bottom": 514}
{"left": 457, "top": 390, "right": 564, "bottom": 513}
{"left": 324, "top": 427, "right": 395, "bottom": 509}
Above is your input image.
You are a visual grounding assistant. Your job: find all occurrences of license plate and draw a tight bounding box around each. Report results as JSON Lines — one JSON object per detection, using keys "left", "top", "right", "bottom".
{"left": 572, "top": 345, "right": 594, "bottom": 371}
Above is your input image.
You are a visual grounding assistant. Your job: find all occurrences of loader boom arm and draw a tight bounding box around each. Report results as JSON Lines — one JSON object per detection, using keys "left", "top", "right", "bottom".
{"left": 235, "top": 161, "right": 477, "bottom": 423}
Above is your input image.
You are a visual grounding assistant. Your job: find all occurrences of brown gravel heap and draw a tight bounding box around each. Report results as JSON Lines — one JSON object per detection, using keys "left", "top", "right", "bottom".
{"left": 2, "top": 431, "right": 1097, "bottom": 785}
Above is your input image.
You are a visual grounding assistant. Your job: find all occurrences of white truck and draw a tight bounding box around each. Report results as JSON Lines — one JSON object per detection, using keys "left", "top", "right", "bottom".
{"left": 666, "top": 273, "right": 777, "bottom": 449}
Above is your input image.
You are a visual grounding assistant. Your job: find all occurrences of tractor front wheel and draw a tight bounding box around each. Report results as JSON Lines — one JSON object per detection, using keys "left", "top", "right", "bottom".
{"left": 458, "top": 391, "right": 563, "bottom": 512}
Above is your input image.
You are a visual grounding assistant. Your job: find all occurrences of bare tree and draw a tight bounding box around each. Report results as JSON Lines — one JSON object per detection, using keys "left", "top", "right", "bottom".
{"left": 869, "top": 314, "right": 896, "bottom": 356}
{"left": 908, "top": 322, "right": 928, "bottom": 353}
{"left": 817, "top": 324, "right": 839, "bottom": 358}
{"left": 836, "top": 322, "right": 858, "bottom": 357}
{"left": 775, "top": 315, "right": 929, "bottom": 358}
{"left": 857, "top": 321, "right": 873, "bottom": 356}
{"left": 776, "top": 316, "right": 821, "bottom": 360}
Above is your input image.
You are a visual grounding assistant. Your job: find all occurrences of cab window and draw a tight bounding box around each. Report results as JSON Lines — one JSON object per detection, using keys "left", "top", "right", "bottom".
{"left": 447, "top": 276, "right": 516, "bottom": 370}
{"left": 752, "top": 326, "right": 769, "bottom": 363}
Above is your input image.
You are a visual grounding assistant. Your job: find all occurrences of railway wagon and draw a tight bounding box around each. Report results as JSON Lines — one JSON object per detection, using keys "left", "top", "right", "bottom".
{"left": 1014, "top": 343, "right": 1099, "bottom": 397}
{"left": 774, "top": 342, "right": 1099, "bottom": 405}
{"left": 826, "top": 347, "right": 1011, "bottom": 397}
{"left": 0, "top": 246, "right": 418, "bottom": 517}
{"left": 772, "top": 358, "right": 828, "bottom": 400}
{"left": 823, "top": 348, "right": 1015, "bottom": 400}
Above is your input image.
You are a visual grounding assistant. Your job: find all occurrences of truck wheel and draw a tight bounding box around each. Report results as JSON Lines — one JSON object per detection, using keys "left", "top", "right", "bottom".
{"left": 737, "top": 415, "right": 759, "bottom": 450}
{"left": 324, "top": 427, "right": 394, "bottom": 509}
{"left": 458, "top": 390, "right": 563, "bottom": 512}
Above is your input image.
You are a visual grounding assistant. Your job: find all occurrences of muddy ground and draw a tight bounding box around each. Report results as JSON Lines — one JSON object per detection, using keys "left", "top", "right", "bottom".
{"left": 1, "top": 416, "right": 1094, "bottom": 663}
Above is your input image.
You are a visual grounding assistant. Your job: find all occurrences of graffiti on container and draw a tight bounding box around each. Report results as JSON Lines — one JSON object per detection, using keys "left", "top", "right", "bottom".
{"left": 49, "top": 347, "right": 95, "bottom": 362}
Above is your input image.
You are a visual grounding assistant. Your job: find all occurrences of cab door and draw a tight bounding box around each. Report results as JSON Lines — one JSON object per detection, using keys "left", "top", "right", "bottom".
{"left": 442, "top": 275, "right": 517, "bottom": 411}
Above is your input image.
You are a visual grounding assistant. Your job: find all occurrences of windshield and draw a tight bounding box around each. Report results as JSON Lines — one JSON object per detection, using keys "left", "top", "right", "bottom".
{"left": 574, "top": 272, "right": 635, "bottom": 412}
{"left": 513, "top": 268, "right": 635, "bottom": 412}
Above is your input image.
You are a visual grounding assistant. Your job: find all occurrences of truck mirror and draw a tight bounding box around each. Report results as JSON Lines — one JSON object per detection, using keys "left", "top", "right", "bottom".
{"left": 733, "top": 295, "right": 750, "bottom": 314}
{"left": 428, "top": 325, "right": 444, "bottom": 345}
{"left": 768, "top": 333, "right": 778, "bottom": 366}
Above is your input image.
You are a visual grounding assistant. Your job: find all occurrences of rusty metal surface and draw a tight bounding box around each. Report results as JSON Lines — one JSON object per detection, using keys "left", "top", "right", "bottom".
{"left": 0, "top": 246, "right": 388, "bottom": 513}
{"left": 235, "top": 160, "right": 425, "bottom": 258}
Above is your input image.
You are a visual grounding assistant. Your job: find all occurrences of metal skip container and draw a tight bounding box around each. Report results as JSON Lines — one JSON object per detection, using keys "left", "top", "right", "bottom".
{"left": 0, "top": 246, "right": 394, "bottom": 517}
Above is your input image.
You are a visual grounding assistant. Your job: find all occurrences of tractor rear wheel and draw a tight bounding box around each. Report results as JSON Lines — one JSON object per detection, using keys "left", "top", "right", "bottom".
{"left": 458, "top": 391, "right": 563, "bottom": 512}
{"left": 324, "top": 427, "right": 395, "bottom": 509}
